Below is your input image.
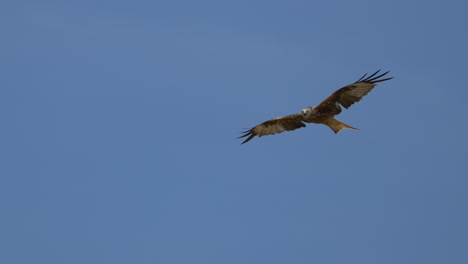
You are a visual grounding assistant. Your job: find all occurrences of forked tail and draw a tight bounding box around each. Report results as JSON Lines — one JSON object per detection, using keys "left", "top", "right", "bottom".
{"left": 324, "top": 118, "right": 358, "bottom": 134}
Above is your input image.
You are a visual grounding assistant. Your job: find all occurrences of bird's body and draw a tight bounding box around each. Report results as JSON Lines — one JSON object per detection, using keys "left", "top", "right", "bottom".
{"left": 239, "top": 70, "right": 393, "bottom": 144}
{"left": 304, "top": 106, "right": 341, "bottom": 124}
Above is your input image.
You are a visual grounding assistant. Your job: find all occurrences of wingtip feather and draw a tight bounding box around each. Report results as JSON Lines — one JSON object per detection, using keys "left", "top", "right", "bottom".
{"left": 356, "top": 70, "right": 393, "bottom": 84}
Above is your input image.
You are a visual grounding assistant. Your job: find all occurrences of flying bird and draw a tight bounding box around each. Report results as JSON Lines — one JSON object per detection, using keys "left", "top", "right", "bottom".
{"left": 239, "top": 70, "right": 393, "bottom": 144}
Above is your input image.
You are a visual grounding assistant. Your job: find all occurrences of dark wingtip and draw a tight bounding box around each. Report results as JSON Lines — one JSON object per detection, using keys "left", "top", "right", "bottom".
{"left": 356, "top": 72, "right": 368, "bottom": 82}
{"left": 238, "top": 129, "right": 255, "bottom": 144}
{"left": 366, "top": 69, "right": 381, "bottom": 80}
{"left": 241, "top": 134, "right": 255, "bottom": 144}
{"left": 357, "top": 70, "right": 393, "bottom": 84}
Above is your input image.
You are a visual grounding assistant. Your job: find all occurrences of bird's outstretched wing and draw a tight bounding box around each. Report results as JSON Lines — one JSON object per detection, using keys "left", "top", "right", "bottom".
{"left": 238, "top": 114, "right": 305, "bottom": 144}
{"left": 317, "top": 70, "right": 393, "bottom": 109}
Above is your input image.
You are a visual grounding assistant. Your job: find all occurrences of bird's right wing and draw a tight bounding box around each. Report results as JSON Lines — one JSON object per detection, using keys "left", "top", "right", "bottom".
{"left": 317, "top": 70, "right": 393, "bottom": 110}
{"left": 238, "top": 113, "right": 305, "bottom": 144}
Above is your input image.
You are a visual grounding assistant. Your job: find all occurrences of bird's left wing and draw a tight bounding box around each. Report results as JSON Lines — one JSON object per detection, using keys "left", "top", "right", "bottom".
{"left": 238, "top": 113, "right": 305, "bottom": 144}
{"left": 317, "top": 70, "right": 393, "bottom": 110}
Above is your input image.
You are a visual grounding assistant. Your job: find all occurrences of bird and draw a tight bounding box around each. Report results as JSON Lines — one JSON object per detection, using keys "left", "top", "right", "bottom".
{"left": 238, "top": 70, "right": 393, "bottom": 144}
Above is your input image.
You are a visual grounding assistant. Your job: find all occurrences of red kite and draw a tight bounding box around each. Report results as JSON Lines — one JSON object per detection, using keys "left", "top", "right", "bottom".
{"left": 239, "top": 70, "right": 393, "bottom": 144}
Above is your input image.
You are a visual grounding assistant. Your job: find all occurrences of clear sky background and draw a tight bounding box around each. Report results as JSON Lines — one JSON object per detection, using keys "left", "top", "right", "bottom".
{"left": 2, "top": 1, "right": 468, "bottom": 263}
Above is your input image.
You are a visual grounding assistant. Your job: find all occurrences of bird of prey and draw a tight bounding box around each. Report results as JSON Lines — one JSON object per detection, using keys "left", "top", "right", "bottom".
{"left": 238, "top": 70, "right": 393, "bottom": 144}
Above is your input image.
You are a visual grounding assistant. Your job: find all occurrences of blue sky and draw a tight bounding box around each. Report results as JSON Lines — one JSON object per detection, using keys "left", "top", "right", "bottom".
{"left": 2, "top": 1, "right": 468, "bottom": 263}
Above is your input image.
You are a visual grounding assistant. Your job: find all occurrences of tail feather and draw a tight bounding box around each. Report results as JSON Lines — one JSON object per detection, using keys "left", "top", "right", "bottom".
{"left": 324, "top": 118, "right": 358, "bottom": 134}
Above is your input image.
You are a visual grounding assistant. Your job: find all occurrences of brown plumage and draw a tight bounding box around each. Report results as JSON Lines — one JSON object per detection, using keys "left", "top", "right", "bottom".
{"left": 239, "top": 70, "right": 393, "bottom": 144}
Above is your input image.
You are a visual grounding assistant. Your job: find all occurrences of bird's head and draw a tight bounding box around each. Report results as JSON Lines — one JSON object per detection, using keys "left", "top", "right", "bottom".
{"left": 301, "top": 107, "right": 315, "bottom": 117}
